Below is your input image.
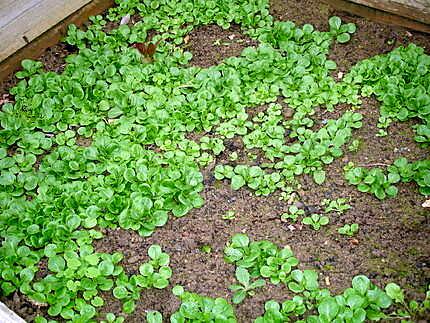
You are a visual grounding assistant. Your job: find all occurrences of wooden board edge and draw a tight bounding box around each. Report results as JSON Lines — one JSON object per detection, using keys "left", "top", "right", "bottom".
{"left": 350, "top": 0, "right": 430, "bottom": 25}
{"left": 0, "top": 0, "right": 92, "bottom": 63}
{"left": 322, "top": 0, "right": 430, "bottom": 33}
{"left": 0, "top": 0, "right": 115, "bottom": 82}
{"left": 0, "top": 301, "right": 26, "bottom": 323}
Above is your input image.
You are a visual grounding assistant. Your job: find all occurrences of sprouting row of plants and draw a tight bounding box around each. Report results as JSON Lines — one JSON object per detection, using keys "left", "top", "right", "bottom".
{"left": 118, "top": 234, "right": 430, "bottom": 322}
{"left": 0, "top": 0, "right": 429, "bottom": 321}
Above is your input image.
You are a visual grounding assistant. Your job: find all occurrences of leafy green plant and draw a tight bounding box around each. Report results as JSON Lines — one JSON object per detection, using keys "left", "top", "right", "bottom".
{"left": 338, "top": 223, "right": 359, "bottom": 236}
{"left": 322, "top": 198, "right": 351, "bottom": 214}
{"left": 171, "top": 286, "right": 237, "bottom": 322}
{"left": 200, "top": 136, "right": 225, "bottom": 155}
{"left": 344, "top": 164, "right": 399, "bottom": 199}
{"left": 345, "top": 158, "right": 430, "bottom": 199}
{"left": 222, "top": 210, "right": 236, "bottom": 220}
{"left": 328, "top": 16, "right": 356, "bottom": 43}
{"left": 302, "top": 214, "right": 329, "bottom": 230}
{"left": 281, "top": 205, "right": 304, "bottom": 223}
{"left": 230, "top": 267, "right": 265, "bottom": 304}
{"left": 229, "top": 152, "right": 239, "bottom": 161}
{"left": 385, "top": 283, "right": 430, "bottom": 321}
{"left": 200, "top": 245, "right": 212, "bottom": 254}
{"left": 287, "top": 269, "right": 320, "bottom": 294}
{"left": 254, "top": 297, "right": 306, "bottom": 322}
{"left": 224, "top": 234, "right": 299, "bottom": 285}
{"left": 146, "top": 311, "right": 163, "bottom": 323}
{"left": 102, "top": 313, "right": 125, "bottom": 323}
{"left": 348, "top": 139, "right": 361, "bottom": 152}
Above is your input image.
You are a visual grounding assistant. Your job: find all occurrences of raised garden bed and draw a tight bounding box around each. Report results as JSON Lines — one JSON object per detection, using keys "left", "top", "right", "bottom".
{"left": 0, "top": 0, "right": 429, "bottom": 322}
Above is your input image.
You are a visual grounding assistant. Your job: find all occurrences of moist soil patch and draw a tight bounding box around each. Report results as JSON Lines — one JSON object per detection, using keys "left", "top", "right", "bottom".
{"left": 187, "top": 24, "right": 258, "bottom": 68}
{"left": 1, "top": 0, "right": 430, "bottom": 322}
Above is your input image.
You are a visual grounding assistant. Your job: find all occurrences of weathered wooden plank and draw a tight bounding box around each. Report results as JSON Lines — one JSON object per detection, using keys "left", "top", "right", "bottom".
{"left": 322, "top": 0, "right": 430, "bottom": 33}
{"left": 0, "top": 0, "right": 115, "bottom": 81}
{"left": 0, "top": 301, "right": 26, "bottom": 323}
{"left": 350, "top": 0, "right": 430, "bottom": 25}
{"left": 0, "top": 0, "right": 91, "bottom": 62}
{"left": 0, "top": 0, "right": 44, "bottom": 27}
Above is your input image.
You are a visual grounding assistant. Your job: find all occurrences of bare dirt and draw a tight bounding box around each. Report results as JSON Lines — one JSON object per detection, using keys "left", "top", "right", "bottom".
{"left": 1, "top": 0, "right": 430, "bottom": 322}
{"left": 187, "top": 24, "right": 258, "bottom": 68}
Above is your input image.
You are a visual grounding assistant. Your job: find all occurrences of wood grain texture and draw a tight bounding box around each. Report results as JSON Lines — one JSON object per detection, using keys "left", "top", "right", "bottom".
{"left": 322, "top": 0, "right": 430, "bottom": 33}
{"left": 0, "top": 0, "right": 115, "bottom": 82}
{"left": 0, "top": 0, "right": 91, "bottom": 62}
{"left": 350, "top": 0, "right": 430, "bottom": 24}
{"left": 0, "top": 301, "right": 25, "bottom": 323}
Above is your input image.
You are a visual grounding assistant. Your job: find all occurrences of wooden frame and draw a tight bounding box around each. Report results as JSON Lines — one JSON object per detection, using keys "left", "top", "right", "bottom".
{"left": 322, "top": 0, "right": 430, "bottom": 33}
{"left": 0, "top": 0, "right": 115, "bottom": 82}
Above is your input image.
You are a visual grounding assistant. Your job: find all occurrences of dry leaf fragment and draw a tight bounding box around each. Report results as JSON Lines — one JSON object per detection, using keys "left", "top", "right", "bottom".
{"left": 184, "top": 35, "right": 190, "bottom": 44}
{"left": 0, "top": 94, "right": 12, "bottom": 106}
{"left": 287, "top": 224, "right": 296, "bottom": 231}
{"left": 325, "top": 276, "right": 330, "bottom": 286}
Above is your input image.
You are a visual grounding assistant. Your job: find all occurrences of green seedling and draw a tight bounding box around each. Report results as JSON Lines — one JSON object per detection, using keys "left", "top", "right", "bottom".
{"left": 328, "top": 16, "right": 356, "bottom": 43}
{"left": 171, "top": 286, "right": 236, "bottom": 321}
{"left": 222, "top": 210, "right": 236, "bottom": 220}
{"left": 200, "top": 245, "right": 212, "bottom": 254}
{"left": 322, "top": 198, "right": 351, "bottom": 214}
{"left": 338, "top": 223, "right": 359, "bottom": 236}
{"left": 302, "top": 214, "right": 329, "bottom": 230}
{"left": 230, "top": 267, "right": 266, "bottom": 304}
{"left": 385, "top": 283, "right": 430, "bottom": 320}
{"left": 229, "top": 152, "right": 239, "bottom": 161}
{"left": 281, "top": 205, "right": 305, "bottom": 223}
{"left": 102, "top": 313, "right": 125, "bottom": 323}
{"left": 146, "top": 311, "right": 163, "bottom": 323}
{"left": 348, "top": 139, "right": 361, "bottom": 152}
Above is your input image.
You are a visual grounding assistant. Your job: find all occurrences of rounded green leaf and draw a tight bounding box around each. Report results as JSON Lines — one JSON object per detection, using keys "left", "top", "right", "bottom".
{"left": 231, "top": 234, "right": 249, "bottom": 248}
{"left": 98, "top": 260, "right": 114, "bottom": 276}
{"left": 318, "top": 298, "right": 339, "bottom": 319}
{"left": 231, "top": 175, "right": 245, "bottom": 190}
{"left": 148, "top": 245, "right": 162, "bottom": 259}
{"left": 329, "top": 16, "right": 342, "bottom": 30}
{"left": 48, "top": 255, "right": 65, "bottom": 273}
{"left": 113, "top": 286, "right": 128, "bottom": 299}
{"left": 337, "top": 33, "right": 351, "bottom": 43}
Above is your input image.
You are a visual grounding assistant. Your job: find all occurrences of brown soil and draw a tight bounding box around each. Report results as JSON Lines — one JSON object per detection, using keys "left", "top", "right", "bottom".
{"left": 2, "top": 0, "right": 430, "bottom": 322}
{"left": 187, "top": 24, "right": 258, "bottom": 68}
{"left": 76, "top": 136, "right": 93, "bottom": 147}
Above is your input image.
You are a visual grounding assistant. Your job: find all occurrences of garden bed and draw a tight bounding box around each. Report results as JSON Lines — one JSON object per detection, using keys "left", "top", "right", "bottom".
{"left": 0, "top": 0, "right": 429, "bottom": 322}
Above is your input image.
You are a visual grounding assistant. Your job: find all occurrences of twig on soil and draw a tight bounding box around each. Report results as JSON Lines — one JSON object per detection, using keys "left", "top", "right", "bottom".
{"left": 357, "top": 162, "right": 389, "bottom": 167}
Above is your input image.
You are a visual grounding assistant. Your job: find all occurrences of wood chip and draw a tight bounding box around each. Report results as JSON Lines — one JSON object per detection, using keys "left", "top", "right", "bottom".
{"left": 325, "top": 276, "right": 330, "bottom": 286}
{"left": 184, "top": 35, "right": 190, "bottom": 44}
{"left": 422, "top": 199, "right": 430, "bottom": 208}
{"left": 350, "top": 238, "right": 359, "bottom": 245}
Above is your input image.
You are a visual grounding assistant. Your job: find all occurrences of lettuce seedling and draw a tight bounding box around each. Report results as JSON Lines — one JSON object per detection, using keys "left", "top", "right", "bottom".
{"left": 302, "top": 214, "right": 329, "bottom": 230}
{"left": 338, "top": 223, "right": 359, "bottom": 236}
{"left": 230, "top": 267, "right": 266, "bottom": 304}
{"left": 146, "top": 311, "right": 163, "bottom": 323}
{"left": 322, "top": 198, "right": 351, "bottom": 214}
{"left": 281, "top": 205, "right": 304, "bottom": 223}
{"left": 171, "top": 286, "right": 237, "bottom": 322}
